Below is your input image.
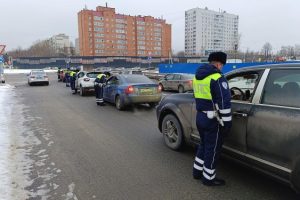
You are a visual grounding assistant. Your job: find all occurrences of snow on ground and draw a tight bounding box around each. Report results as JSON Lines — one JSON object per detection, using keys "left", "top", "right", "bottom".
{"left": 0, "top": 84, "right": 63, "bottom": 199}
{"left": 3, "top": 69, "right": 57, "bottom": 74}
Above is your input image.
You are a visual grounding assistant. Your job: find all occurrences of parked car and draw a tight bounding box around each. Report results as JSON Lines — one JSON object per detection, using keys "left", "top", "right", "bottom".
{"left": 103, "top": 74, "right": 162, "bottom": 110}
{"left": 75, "top": 71, "right": 103, "bottom": 96}
{"left": 122, "top": 69, "right": 144, "bottom": 75}
{"left": 159, "top": 73, "right": 194, "bottom": 93}
{"left": 28, "top": 70, "right": 49, "bottom": 86}
{"left": 0, "top": 73, "right": 5, "bottom": 83}
{"left": 156, "top": 64, "right": 300, "bottom": 193}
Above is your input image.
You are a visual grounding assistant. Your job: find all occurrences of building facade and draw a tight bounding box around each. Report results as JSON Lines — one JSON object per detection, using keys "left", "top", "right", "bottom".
{"left": 49, "top": 34, "right": 71, "bottom": 54}
{"left": 185, "top": 7, "right": 239, "bottom": 56}
{"left": 78, "top": 6, "right": 171, "bottom": 57}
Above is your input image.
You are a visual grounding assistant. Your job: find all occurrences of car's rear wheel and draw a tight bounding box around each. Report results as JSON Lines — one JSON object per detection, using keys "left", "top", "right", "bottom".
{"left": 80, "top": 86, "right": 85, "bottom": 96}
{"left": 162, "top": 114, "right": 184, "bottom": 150}
{"left": 2, "top": 80, "right": 5, "bottom": 83}
{"left": 178, "top": 85, "right": 184, "bottom": 93}
{"left": 115, "top": 95, "right": 124, "bottom": 110}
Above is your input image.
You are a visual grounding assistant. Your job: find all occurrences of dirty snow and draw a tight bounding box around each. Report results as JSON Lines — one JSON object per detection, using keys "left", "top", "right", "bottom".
{"left": 0, "top": 84, "right": 66, "bottom": 199}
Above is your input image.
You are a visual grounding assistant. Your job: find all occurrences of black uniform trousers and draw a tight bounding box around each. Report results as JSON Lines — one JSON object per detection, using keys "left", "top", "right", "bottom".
{"left": 193, "top": 112, "right": 229, "bottom": 182}
{"left": 95, "top": 83, "right": 104, "bottom": 104}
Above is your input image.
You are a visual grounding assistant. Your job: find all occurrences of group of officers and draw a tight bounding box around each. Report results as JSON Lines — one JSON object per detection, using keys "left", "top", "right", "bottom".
{"left": 57, "top": 51, "right": 232, "bottom": 188}
{"left": 57, "top": 68, "right": 110, "bottom": 106}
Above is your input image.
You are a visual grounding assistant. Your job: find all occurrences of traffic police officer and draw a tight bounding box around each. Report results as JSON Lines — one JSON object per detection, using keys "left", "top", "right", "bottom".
{"left": 70, "top": 70, "right": 77, "bottom": 94}
{"left": 192, "top": 52, "right": 232, "bottom": 186}
{"left": 94, "top": 73, "right": 106, "bottom": 106}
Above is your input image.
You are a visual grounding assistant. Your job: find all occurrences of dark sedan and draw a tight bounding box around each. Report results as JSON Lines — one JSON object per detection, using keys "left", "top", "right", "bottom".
{"left": 156, "top": 64, "right": 300, "bottom": 193}
{"left": 103, "top": 74, "right": 162, "bottom": 110}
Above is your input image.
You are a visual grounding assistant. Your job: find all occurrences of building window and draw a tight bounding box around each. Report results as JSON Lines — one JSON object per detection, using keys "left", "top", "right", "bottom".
{"left": 116, "top": 34, "right": 126, "bottom": 39}
{"left": 138, "top": 46, "right": 145, "bottom": 50}
{"left": 94, "top": 27, "right": 104, "bottom": 32}
{"left": 94, "top": 16, "right": 104, "bottom": 21}
{"left": 94, "top": 22, "right": 104, "bottom": 26}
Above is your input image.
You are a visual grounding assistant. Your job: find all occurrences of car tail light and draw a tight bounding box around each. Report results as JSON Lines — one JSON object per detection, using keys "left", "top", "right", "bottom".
{"left": 125, "top": 85, "right": 134, "bottom": 94}
{"left": 84, "top": 78, "right": 90, "bottom": 82}
{"left": 188, "top": 80, "right": 193, "bottom": 86}
{"left": 158, "top": 85, "right": 162, "bottom": 93}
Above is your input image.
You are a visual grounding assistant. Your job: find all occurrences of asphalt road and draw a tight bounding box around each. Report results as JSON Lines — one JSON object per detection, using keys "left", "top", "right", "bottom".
{"left": 5, "top": 73, "right": 298, "bottom": 200}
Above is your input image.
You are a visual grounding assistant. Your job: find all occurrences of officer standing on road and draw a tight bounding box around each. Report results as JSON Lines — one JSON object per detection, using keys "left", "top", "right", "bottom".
{"left": 192, "top": 52, "right": 232, "bottom": 186}
{"left": 94, "top": 72, "right": 106, "bottom": 106}
{"left": 70, "top": 70, "right": 77, "bottom": 94}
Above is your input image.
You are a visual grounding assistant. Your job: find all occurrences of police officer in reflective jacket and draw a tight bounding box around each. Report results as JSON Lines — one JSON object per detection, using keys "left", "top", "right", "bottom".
{"left": 192, "top": 52, "right": 232, "bottom": 186}
{"left": 70, "top": 71, "right": 77, "bottom": 94}
{"left": 94, "top": 73, "right": 106, "bottom": 106}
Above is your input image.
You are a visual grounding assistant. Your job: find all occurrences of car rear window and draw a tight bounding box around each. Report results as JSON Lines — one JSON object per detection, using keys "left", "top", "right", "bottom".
{"left": 123, "top": 75, "right": 153, "bottom": 83}
{"left": 32, "top": 71, "right": 46, "bottom": 75}
{"left": 87, "top": 72, "right": 102, "bottom": 78}
{"left": 182, "top": 74, "right": 194, "bottom": 80}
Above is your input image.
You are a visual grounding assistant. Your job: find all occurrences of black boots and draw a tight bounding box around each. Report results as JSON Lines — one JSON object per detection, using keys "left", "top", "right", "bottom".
{"left": 202, "top": 178, "right": 226, "bottom": 186}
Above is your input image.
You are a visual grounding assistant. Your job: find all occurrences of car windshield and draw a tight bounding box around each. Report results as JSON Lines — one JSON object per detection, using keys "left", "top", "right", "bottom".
{"left": 32, "top": 71, "right": 46, "bottom": 75}
{"left": 87, "top": 72, "right": 102, "bottom": 78}
{"left": 123, "top": 75, "right": 153, "bottom": 83}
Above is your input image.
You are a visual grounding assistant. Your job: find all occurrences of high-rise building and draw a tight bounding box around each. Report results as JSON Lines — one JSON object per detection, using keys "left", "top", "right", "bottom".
{"left": 78, "top": 5, "right": 171, "bottom": 57}
{"left": 185, "top": 7, "right": 239, "bottom": 56}
{"left": 49, "top": 34, "right": 71, "bottom": 54}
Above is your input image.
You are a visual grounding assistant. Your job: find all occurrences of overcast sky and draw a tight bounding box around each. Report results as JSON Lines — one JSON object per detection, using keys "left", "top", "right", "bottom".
{"left": 0, "top": 0, "right": 299, "bottom": 53}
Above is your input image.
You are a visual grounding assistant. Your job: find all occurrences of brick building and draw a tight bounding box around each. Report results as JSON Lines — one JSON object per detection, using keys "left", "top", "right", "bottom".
{"left": 78, "top": 6, "right": 171, "bottom": 57}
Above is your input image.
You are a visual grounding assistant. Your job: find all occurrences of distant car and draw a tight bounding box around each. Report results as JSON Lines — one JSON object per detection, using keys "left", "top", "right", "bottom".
{"left": 122, "top": 70, "right": 144, "bottom": 75}
{"left": 103, "top": 74, "right": 162, "bottom": 110}
{"left": 28, "top": 70, "right": 49, "bottom": 86}
{"left": 75, "top": 71, "right": 103, "bottom": 96}
{"left": 158, "top": 73, "right": 193, "bottom": 93}
{"left": 0, "top": 73, "right": 5, "bottom": 83}
{"left": 156, "top": 64, "right": 300, "bottom": 193}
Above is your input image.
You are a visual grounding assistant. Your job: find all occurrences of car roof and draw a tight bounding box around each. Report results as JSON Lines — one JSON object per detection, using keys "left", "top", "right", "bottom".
{"left": 226, "top": 63, "right": 300, "bottom": 75}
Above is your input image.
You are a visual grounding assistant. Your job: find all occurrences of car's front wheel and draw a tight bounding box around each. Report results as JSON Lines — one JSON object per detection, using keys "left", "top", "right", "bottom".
{"left": 161, "top": 114, "right": 184, "bottom": 150}
{"left": 178, "top": 85, "right": 185, "bottom": 93}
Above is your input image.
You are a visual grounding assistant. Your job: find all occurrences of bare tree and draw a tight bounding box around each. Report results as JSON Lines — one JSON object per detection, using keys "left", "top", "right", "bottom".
{"left": 262, "top": 42, "right": 272, "bottom": 61}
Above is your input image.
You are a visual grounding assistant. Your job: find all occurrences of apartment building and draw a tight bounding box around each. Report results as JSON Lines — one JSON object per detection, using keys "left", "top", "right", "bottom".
{"left": 78, "top": 6, "right": 171, "bottom": 57}
{"left": 185, "top": 7, "right": 239, "bottom": 56}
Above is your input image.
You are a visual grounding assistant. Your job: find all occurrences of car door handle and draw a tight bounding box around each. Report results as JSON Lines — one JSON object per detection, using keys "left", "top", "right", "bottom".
{"left": 233, "top": 111, "right": 248, "bottom": 117}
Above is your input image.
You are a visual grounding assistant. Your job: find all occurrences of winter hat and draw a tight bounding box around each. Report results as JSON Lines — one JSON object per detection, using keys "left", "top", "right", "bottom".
{"left": 208, "top": 52, "right": 227, "bottom": 65}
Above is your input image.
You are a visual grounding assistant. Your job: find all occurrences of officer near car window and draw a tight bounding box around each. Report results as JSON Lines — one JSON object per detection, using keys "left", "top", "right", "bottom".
{"left": 94, "top": 72, "right": 106, "bottom": 106}
{"left": 70, "top": 70, "right": 77, "bottom": 94}
{"left": 192, "top": 52, "right": 232, "bottom": 186}
{"left": 65, "top": 68, "right": 70, "bottom": 87}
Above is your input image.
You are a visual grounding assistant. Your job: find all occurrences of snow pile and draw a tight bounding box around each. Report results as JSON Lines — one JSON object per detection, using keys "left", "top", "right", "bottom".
{"left": 4, "top": 69, "right": 57, "bottom": 74}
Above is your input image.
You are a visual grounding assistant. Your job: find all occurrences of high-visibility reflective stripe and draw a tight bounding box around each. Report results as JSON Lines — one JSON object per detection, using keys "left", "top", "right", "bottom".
{"left": 222, "top": 116, "right": 232, "bottom": 121}
{"left": 204, "top": 167, "right": 215, "bottom": 175}
{"left": 193, "top": 163, "right": 203, "bottom": 171}
{"left": 203, "top": 172, "right": 216, "bottom": 180}
{"left": 195, "top": 157, "right": 204, "bottom": 164}
{"left": 193, "top": 73, "right": 221, "bottom": 100}
{"left": 220, "top": 108, "right": 231, "bottom": 114}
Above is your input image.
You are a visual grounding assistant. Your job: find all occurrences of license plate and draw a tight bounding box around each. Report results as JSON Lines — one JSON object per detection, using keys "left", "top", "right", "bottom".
{"left": 37, "top": 76, "right": 42, "bottom": 79}
{"left": 140, "top": 88, "right": 153, "bottom": 95}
